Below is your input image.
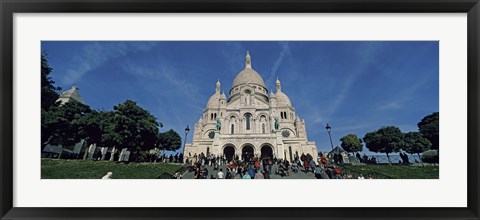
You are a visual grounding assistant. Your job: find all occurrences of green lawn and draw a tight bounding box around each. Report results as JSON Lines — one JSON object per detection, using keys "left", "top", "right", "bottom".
{"left": 342, "top": 164, "right": 439, "bottom": 179}
{"left": 41, "top": 159, "right": 184, "bottom": 179}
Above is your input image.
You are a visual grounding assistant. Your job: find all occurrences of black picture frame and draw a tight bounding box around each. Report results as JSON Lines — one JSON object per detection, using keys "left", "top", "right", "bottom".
{"left": 1, "top": 0, "right": 479, "bottom": 219}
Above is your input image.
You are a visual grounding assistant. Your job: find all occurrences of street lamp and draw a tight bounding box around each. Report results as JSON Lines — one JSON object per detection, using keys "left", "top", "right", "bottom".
{"left": 182, "top": 125, "right": 190, "bottom": 163}
{"left": 184, "top": 125, "right": 190, "bottom": 150}
{"left": 326, "top": 123, "right": 334, "bottom": 151}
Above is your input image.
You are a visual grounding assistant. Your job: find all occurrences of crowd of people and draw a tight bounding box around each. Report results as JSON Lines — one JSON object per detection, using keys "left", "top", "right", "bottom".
{"left": 184, "top": 152, "right": 371, "bottom": 179}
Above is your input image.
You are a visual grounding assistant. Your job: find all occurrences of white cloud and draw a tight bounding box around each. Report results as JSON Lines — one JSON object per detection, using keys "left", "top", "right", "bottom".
{"left": 60, "top": 42, "right": 156, "bottom": 85}
{"left": 266, "top": 42, "right": 290, "bottom": 87}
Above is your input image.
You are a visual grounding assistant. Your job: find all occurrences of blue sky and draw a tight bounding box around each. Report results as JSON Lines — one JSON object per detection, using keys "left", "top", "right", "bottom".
{"left": 42, "top": 41, "right": 439, "bottom": 155}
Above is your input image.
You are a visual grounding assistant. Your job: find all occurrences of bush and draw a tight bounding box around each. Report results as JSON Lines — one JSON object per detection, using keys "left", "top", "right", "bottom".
{"left": 421, "top": 150, "right": 439, "bottom": 164}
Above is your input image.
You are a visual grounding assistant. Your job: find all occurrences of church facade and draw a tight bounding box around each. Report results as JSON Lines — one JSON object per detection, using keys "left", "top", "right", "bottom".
{"left": 183, "top": 52, "right": 318, "bottom": 163}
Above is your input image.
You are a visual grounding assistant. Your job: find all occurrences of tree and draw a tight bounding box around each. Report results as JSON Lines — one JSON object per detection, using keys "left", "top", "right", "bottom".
{"left": 157, "top": 129, "right": 182, "bottom": 152}
{"left": 363, "top": 126, "right": 404, "bottom": 165}
{"left": 111, "top": 100, "right": 160, "bottom": 161}
{"left": 403, "top": 131, "right": 432, "bottom": 166}
{"left": 75, "top": 110, "right": 107, "bottom": 148}
{"left": 340, "top": 134, "right": 363, "bottom": 158}
{"left": 418, "top": 112, "right": 439, "bottom": 150}
{"left": 41, "top": 100, "right": 91, "bottom": 154}
{"left": 41, "top": 54, "right": 61, "bottom": 110}
{"left": 98, "top": 111, "right": 123, "bottom": 155}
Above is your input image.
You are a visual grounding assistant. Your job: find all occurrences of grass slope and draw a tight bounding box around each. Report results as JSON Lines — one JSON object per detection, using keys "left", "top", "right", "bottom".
{"left": 42, "top": 159, "right": 183, "bottom": 179}
{"left": 343, "top": 164, "right": 439, "bottom": 179}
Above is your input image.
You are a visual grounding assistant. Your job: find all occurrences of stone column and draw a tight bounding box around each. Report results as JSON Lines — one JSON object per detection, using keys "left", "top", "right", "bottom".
{"left": 118, "top": 148, "right": 125, "bottom": 162}
{"left": 110, "top": 147, "right": 116, "bottom": 161}
{"left": 276, "top": 131, "right": 285, "bottom": 160}
{"left": 87, "top": 144, "right": 97, "bottom": 160}
{"left": 100, "top": 147, "right": 108, "bottom": 160}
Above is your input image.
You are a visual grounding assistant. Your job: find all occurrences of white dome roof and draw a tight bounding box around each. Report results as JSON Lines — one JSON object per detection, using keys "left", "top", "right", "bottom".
{"left": 231, "top": 51, "right": 266, "bottom": 89}
{"left": 206, "top": 92, "right": 221, "bottom": 108}
{"left": 275, "top": 91, "right": 292, "bottom": 106}
{"left": 232, "top": 67, "right": 266, "bottom": 89}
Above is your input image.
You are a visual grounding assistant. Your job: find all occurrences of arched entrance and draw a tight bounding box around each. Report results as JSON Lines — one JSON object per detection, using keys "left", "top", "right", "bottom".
{"left": 260, "top": 145, "right": 273, "bottom": 160}
{"left": 242, "top": 144, "right": 254, "bottom": 162}
{"left": 223, "top": 145, "right": 235, "bottom": 162}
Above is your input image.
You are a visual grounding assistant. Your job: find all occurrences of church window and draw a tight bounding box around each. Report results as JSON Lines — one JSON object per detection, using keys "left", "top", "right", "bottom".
{"left": 231, "top": 124, "right": 235, "bottom": 134}
{"left": 214, "top": 113, "right": 217, "bottom": 119}
{"left": 221, "top": 112, "right": 223, "bottom": 117}
{"left": 210, "top": 113, "right": 213, "bottom": 120}
{"left": 260, "top": 115, "right": 266, "bottom": 122}
{"left": 245, "top": 114, "right": 251, "bottom": 130}
{"left": 262, "top": 124, "right": 266, "bottom": 134}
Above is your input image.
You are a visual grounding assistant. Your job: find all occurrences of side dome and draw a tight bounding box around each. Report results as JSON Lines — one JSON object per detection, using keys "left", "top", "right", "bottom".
{"left": 231, "top": 51, "right": 266, "bottom": 89}
{"left": 206, "top": 80, "right": 222, "bottom": 108}
{"left": 206, "top": 93, "right": 221, "bottom": 108}
{"left": 275, "top": 91, "right": 292, "bottom": 106}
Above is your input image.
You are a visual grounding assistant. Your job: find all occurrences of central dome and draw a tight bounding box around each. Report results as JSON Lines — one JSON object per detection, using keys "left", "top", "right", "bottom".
{"left": 231, "top": 51, "right": 266, "bottom": 89}
{"left": 232, "top": 68, "right": 266, "bottom": 88}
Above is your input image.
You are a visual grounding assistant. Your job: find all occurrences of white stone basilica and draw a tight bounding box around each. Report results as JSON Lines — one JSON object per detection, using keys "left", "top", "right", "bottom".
{"left": 183, "top": 52, "right": 318, "bottom": 163}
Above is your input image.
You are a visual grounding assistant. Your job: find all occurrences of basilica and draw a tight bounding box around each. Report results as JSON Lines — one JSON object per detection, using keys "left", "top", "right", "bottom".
{"left": 183, "top": 52, "right": 318, "bottom": 163}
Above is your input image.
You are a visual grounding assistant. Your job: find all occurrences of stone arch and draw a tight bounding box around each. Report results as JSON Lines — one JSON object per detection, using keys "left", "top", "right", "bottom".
{"left": 260, "top": 144, "right": 274, "bottom": 160}
{"left": 227, "top": 115, "right": 238, "bottom": 134}
{"left": 222, "top": 144, "right": 237, "bottom": 162}
{"left": 227, "top": 113, "right": 239, "bottom": 120}
{"left": 257, "top": 114, "right": 268, "bottom": 121}
{"left": 241, "top": 143, "right": 255, "bottom": 161}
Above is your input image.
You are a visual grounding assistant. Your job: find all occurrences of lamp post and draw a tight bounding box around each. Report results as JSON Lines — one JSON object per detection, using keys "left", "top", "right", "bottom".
{"left": 184, "top": 125, "right": 190, "bottom": 150}
{"left": 326, "top": 123, "right": 334, "bottom": 151}
{"left": 182, "top": 125, "right": 190, "bottom": 163}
